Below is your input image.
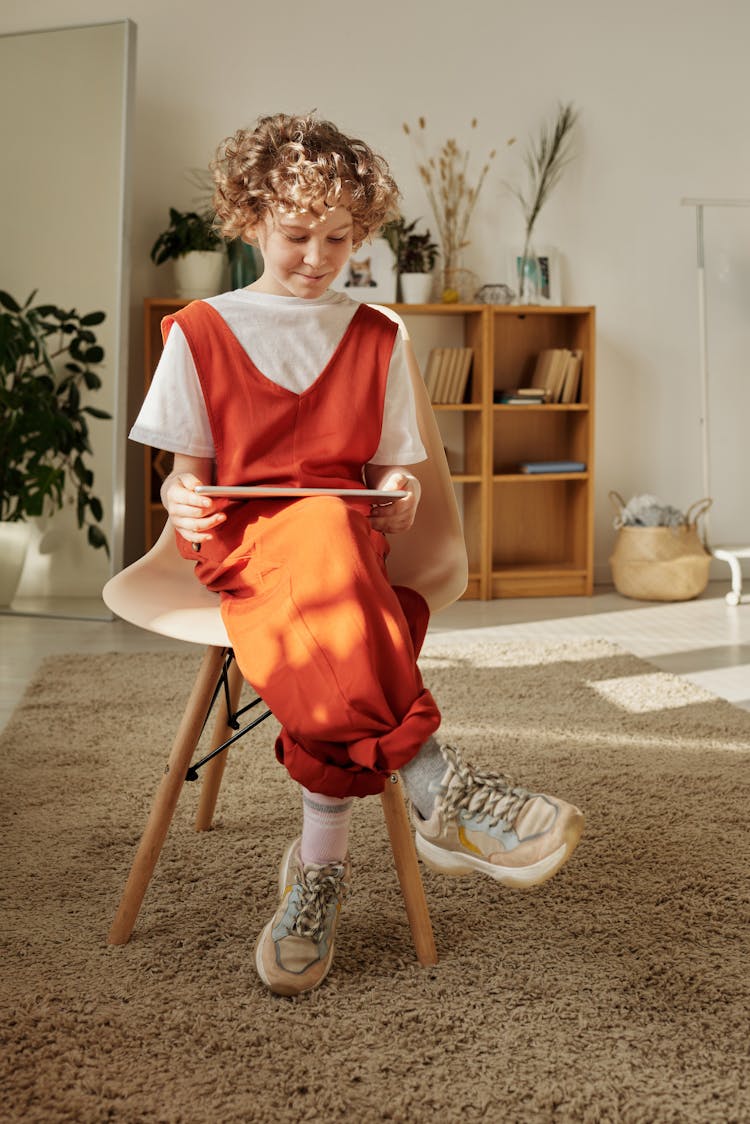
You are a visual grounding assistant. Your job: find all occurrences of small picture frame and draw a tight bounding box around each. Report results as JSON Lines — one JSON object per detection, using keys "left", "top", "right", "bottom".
{"left": 331, "top": 238, "right": 397, "bottom": 304}
{"left": 508, "top": 246, "right": 561, "bottom": 305}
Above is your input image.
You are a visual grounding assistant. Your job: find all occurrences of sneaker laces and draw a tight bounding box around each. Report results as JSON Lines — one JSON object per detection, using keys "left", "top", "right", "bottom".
{"left": 436, "top": 744, "right": 531, "bottom": 831}
{"left": 290, "top": 861, "right": 348, "bottom": 942}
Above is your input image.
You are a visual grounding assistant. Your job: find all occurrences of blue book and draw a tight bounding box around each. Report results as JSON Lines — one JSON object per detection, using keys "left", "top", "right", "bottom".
{"left": 519, "top": 460, "right": 586, "bottom": 474}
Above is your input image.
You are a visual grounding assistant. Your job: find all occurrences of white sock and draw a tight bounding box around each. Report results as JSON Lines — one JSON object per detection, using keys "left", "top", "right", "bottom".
{"left": 300, "top": 787, "right": 354, "bottom": 866}
{"left": 400, "top": 735, "right": 447, "bottom": 820}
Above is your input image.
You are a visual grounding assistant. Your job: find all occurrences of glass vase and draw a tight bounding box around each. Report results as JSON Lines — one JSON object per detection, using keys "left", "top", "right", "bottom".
{"left": 514, "top": 244, "right": 542, "bottom": 305}
{"left": 441, "top": 252, "right": 478, "bottom": 304}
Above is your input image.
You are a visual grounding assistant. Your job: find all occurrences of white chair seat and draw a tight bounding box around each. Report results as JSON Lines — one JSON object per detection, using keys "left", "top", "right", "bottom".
{"left": 104, "top": 525, "right": 229, "bottom": 647}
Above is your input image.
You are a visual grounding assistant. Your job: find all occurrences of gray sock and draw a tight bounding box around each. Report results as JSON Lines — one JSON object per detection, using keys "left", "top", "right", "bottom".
{"left": 400, "top": 735, "right": 447, "bottom": 820}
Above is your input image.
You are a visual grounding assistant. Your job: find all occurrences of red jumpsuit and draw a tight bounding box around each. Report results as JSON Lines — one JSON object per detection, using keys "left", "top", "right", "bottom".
{"left": 163, "top": 300, "right": 441, "bottom": 798}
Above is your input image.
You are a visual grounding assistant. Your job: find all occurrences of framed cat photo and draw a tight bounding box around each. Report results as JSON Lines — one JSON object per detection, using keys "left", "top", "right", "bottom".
{"left": 331, "top": 237, "right": 397, "bottom": 303}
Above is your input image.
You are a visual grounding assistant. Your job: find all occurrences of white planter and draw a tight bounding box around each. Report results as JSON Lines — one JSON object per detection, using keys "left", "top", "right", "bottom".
{"left": 400, "top": 272, "right": 434, "bottom": 304}
{"left": 0, "top": 522, "right": 32, "bottom": 607}
{"left": 174, "top": 251, "right": 226, "bottom": 299}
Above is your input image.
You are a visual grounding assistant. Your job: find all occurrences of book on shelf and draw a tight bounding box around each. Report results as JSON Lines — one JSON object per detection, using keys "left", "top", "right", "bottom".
{"left": 423, "top": 349, "right": 443, "bottom": 400}
{"left": 495, "top": 387, "right": 550, "bottom": 404}
{"left": 530, "top": 347, "right": 583, "bottom": 403}
{"left": 519, "top": 459, "right": 587, "bottom": 474}
{"left": 559, "top": 349, "right": 583, "bottom": 404}
{"left": 423, "top": 347, "right": 473, "bottom": 404}
{"left": 514, "top": 387, "right": 551, "bottom": 399}
{"left": 436, "top": 348, "right": 459, "bottom": 402}
{"left": 530, "top": 349, "right": 563, "bottom": 400}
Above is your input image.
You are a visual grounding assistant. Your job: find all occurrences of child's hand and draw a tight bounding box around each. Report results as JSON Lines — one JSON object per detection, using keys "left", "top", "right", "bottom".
{"left": 162, "top": 471, "right": 226, "bottom": 547}
{"left": 368, "top": 470, "right": 421, "bottom": 534}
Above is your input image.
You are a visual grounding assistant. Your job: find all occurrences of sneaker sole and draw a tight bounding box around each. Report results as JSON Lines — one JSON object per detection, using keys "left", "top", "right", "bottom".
{"left": 415, "top": 822, "right": 583, "bottom": 888}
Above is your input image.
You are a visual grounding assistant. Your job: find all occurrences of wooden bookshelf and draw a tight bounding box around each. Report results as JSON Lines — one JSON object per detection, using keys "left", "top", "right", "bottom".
{"left": 487, "top": 305, "right": 595, "bottom": 597}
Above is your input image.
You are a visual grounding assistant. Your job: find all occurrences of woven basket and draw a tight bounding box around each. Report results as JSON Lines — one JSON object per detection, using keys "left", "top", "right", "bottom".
{"left": 608, "top": 492, "right": 712, "bottom": 602}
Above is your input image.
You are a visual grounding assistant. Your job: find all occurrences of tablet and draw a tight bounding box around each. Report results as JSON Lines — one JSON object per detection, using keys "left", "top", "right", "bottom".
{"left": 194, "top": 486, "right": 407, "bottom": 500}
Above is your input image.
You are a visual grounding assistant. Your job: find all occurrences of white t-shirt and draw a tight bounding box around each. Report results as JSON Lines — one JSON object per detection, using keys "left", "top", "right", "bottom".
{"left": 130, "top": 288, "right": 426, "bottom": 466}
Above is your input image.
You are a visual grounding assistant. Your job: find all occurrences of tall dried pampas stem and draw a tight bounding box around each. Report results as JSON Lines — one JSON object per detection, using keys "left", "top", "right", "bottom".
{"left": 509, "top": 102, "right": 579, "bottom": 298}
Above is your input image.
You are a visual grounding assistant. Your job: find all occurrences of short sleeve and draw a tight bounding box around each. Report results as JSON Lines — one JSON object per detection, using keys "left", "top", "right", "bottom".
{"left": 369, "top": 329, "right": 426, "bottom": 465}
{"left": 129, "top": 324, "right": 215, "bottom": 457}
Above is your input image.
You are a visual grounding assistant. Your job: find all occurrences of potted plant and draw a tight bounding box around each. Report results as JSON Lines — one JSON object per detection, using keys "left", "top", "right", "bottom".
{"left": 150, "top": 207, "right": 226, "bottom": 298}
{"left": 0, "top": 290, "right": 110, "bottom": 604}
{"left": 184, "top": 167, "right": 259, "bottom": 289}
{"left": 382, "top": 217, "right": 440, "bottom": 303}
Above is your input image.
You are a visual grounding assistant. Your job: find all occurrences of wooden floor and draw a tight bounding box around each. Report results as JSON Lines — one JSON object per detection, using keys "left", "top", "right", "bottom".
{"left": 1, "top": 583, "right": 748, "bottom": 731}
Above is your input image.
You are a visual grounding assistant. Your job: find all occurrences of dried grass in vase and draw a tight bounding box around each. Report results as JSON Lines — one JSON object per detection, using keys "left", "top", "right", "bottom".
{"left": 508, "top": 101, "right": 578, "bottom": 303}
{"left": 403, "top": 117, "right": 495, "bottom": 301}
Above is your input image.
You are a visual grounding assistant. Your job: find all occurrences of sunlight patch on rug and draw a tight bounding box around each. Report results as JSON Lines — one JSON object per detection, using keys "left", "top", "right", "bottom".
{"left": 420, "top": 635, "right": 623, "bottom": 668}
{"left": 588, "top": 671, "right": 708, "bottom": 713}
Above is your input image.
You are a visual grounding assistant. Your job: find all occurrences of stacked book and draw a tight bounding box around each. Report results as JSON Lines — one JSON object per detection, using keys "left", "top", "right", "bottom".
{"left": 423, "top": 347, "right": 474, "bottom": 404}
{"left": 498, "top": 348, "right": 583, "bottom": 405}
{"left": 495, "top": 387, "right": 550, "bottom": 404}
{"left": 529, "top": 347, "right": 584, "bottom": 404}
{"left": 519, "top": 459, "right": 586, "bottom": 474}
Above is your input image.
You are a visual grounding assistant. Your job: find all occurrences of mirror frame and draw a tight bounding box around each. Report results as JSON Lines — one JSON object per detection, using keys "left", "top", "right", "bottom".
{"left": 0, "top": 18, "right": 136, "bottom": 619}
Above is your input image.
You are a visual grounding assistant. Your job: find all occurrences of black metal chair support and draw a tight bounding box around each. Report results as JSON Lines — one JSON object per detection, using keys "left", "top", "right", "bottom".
{"left": 184, "top": 650, "right": 272, "bottom": 782}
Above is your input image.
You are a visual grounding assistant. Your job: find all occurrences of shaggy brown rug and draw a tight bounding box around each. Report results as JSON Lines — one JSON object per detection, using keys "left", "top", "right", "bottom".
{"left": 1, "top": 639, "right": 749, "bottom": 1123}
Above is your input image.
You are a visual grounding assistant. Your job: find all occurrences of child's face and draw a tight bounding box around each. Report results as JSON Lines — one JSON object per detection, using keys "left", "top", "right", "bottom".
{"left": 249, "top": 205, "right": 354, "bottom": 299}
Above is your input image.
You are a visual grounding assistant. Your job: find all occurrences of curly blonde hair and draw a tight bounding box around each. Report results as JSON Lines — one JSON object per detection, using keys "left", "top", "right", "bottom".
{"left": 211, "top": 113, "right": 400, "bottom": 247}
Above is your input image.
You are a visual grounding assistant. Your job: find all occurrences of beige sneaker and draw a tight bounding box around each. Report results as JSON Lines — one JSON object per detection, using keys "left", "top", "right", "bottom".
{"left": 254, "top": 838, "right": 350, "bottom": 997}
{"left": 412, "top": 744, "right": 584, "bottom": 888}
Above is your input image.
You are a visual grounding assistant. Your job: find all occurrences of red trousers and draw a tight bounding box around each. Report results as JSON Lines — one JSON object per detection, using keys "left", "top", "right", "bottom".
{"left": 198, "top": 497, "right": 441, "bottom": 798}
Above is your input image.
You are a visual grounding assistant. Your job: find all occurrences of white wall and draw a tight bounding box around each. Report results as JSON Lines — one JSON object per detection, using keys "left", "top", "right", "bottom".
{"left": 3, "top": 0, "right": 748, "bottom": 581}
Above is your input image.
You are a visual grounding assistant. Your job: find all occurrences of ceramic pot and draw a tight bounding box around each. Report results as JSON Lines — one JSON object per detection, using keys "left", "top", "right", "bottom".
{"left": 174, "top": 250, "right": 226, "bottom": 299}
{"left": 400, "top": 272, "right": 434, "bottom": 304}
{"left": 0, "top": 522, "right": 32, "bottom": 607}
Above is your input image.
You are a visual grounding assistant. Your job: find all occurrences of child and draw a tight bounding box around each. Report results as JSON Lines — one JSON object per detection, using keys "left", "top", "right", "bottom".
{"left": 130, "top": 113, "right": 584, "bottom": 997}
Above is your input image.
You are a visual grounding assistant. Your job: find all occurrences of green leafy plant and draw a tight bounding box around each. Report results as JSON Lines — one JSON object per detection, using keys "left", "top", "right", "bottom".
{"left": 149, "top": 207, "right": 223, "bottom": 264}
{"left": 184, "top": 167, "right": 256, "bottom": 283}
{"left": 0, "top": 290, "right": 110, "bottom": 553}
{"left": 382, "top": 216, "right": 440, "bottom": 274}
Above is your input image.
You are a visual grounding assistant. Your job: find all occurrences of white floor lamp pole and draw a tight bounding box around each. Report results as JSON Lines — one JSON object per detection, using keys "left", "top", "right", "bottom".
{"left": 694, "top": 203, "right": 711, "bottom": 505}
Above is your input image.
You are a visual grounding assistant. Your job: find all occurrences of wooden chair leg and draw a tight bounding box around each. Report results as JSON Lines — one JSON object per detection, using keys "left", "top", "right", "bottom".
{"left": 107, "top": 646, "right": 226, "bottom": 945}
{"left": 195, "top": 657, "right": 244, "bottom": 832}
{"left": 380, "top": 773, "right": 438, "bottom": 966}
